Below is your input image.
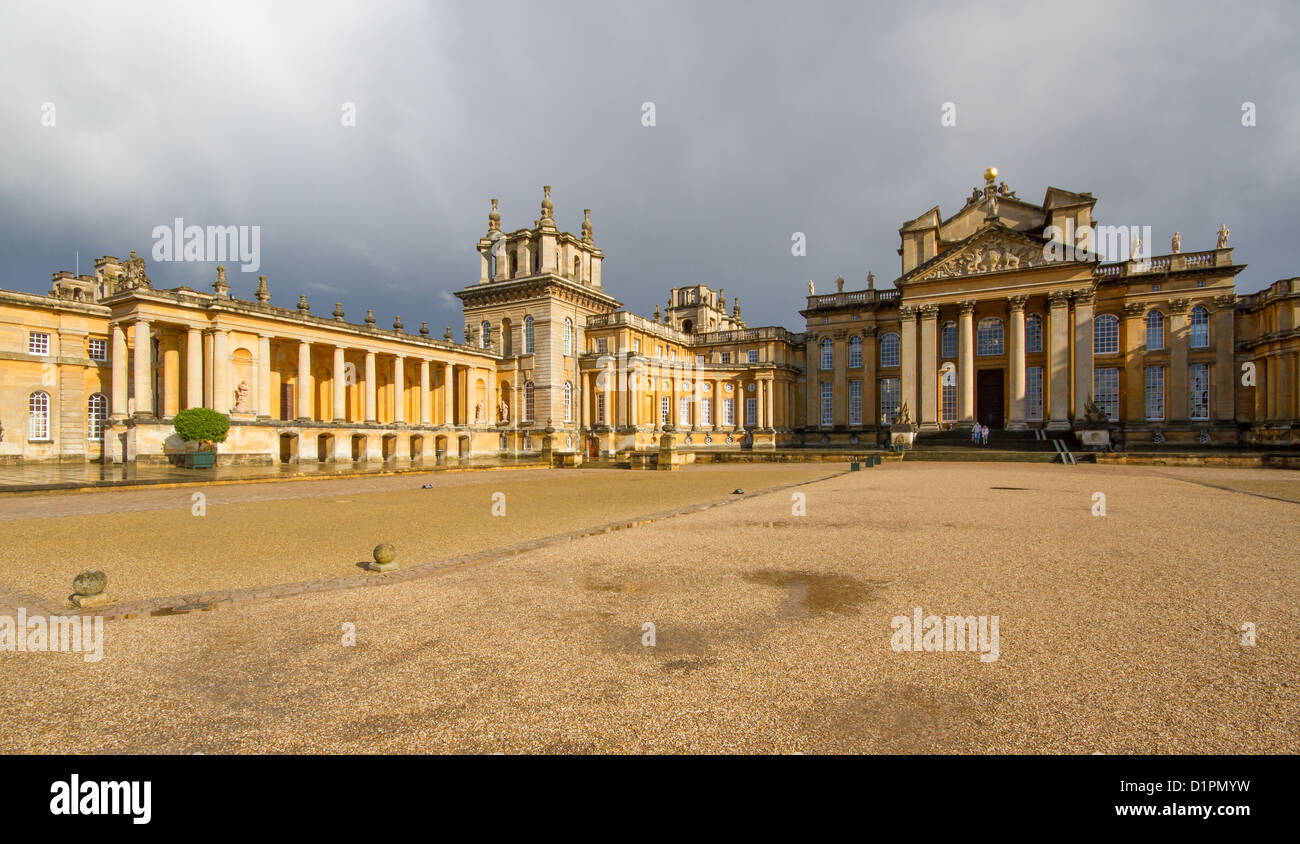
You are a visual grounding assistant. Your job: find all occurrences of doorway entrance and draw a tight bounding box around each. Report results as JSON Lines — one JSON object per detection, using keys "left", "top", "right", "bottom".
{"left": 976, "top": 369, "right": 1005, "bottom": 429}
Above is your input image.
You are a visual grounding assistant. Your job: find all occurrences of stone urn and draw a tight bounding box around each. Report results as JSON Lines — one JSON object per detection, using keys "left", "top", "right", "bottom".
{"left": 888, "top": 403, "right": 918, "bottom": 451}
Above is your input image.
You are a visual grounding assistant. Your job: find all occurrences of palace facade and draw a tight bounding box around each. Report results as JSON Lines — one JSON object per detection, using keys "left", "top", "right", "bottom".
{"left": 2, "top": 172, "right": 1298, "bottom": 465}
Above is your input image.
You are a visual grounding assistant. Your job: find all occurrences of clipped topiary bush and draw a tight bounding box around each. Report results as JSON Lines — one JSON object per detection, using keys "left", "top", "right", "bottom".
{"left": 173, "top": 407, "right": 231, "bottom": 450}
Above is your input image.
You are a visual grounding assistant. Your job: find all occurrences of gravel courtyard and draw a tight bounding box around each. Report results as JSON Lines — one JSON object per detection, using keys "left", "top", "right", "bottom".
{"left": 1, "top": 461, "right": 1296, "bottom": 754}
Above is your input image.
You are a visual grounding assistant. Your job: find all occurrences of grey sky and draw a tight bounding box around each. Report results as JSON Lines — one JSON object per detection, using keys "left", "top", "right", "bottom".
{"left": 2, "top": 0, "right": 1297, "bottom": 333}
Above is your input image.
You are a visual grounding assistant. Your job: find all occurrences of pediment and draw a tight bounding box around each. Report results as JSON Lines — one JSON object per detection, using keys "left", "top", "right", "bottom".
{"left": 904, "top": 227, "right": 1048, "bottom": 284}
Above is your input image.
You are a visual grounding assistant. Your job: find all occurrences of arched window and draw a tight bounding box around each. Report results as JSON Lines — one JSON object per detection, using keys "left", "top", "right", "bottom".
{"left": 87, "top": 393, "right": 108, "bottom": 439}
{"left": 976, "top": 318, "right": 1004, "bottom": 356}
{"left": 523, "top": 381, "right": 535, "bottom": 422}
{"left": 880, "top": 332, "right": 900, "bottom": 368}
{"left": 1190, "top": 306, "right": 1209, "bottom": 348}
{"left": 564, "top": 318, "right": 574, "bottom": 356}
{"left": 1025, "top": 314, "right": 1043, "bottom": 354}
{"left": 848, "top": 335, "right": 862, "bottom": 368}
{"left": 820, "top": 337, "right": 833, "bottom": 370}
{"left": 523, "top": 315, "right": 535, "bottom": 354}
{"left": 563, "top": 382, "right": 573, "bottom": 422}
{"left": 480, "top": 320, "right": 491, "bottom": 350}
{"left": 1146, "top": 310, "right": 1165, "bottom": 351}
{"left": 940, "top": 321, "right": 958, "bottom": 359}
{"left": 1093, "top": 314, "right": 1119, "bottom": 355}
{"left": 29, "top": 391, "right": 50, "bottom": 440}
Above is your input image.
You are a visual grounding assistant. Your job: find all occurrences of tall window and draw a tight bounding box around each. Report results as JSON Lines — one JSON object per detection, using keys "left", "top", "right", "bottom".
{"left": 523, "top": 381, "right": 535, "bottom": 422}
{"left": 523, "top": 316, "right": 535, "bottom": 354}
{"left": 976, "top": 318, "right": 1004, "bottom": 355}
{"left": 29, "top": 332, "right": 50, "bottom": 356}
{"left": 1093, "top": 367, "right": 1119, "bottom": 421}
{"left": 678, "top": 396, "right": 690, "bottom": 426}
{"left": 1093, "top": 314, "right": 1119, "bottom": 355}
{"left": 1190, "top": 306, "right": 1209, "bottom": 348}
{"left": 596, "top": 393, "right": 606, "bottom": 425}
{"left": 848, "top": 380, "right": 862, "bottom": 425}
{"left": 820, "top": 382, "right": 833, "bottom": 425}
{"left": 746, "top": 397, "right": 757, "bottom": 426}
{"left": 660, "top": 396, "right": 671, "bottom": 425}
{"left": 88, "top": 338, "right": 108, "bottom": 361}
{"left": 722, "top": 397, "right": 735, "bottom": 426}
{"left": 941, "top": 381, "right": 957, "bottom": 422}
{"left": 848, "top": 336, "right": 862, "bottom": 369}
{"left": 700, "top": 398, "right": 712, "bottom": 426}
{"left": 879, "top": 378, "right": 900, "bottom": 425}
{"left": 564, "top": 318, "right": 574, "bottom": 355}
{"left": 1145, "top": 366, "right": 1164, "bottom": 421}
{"left": 1190, "top": 363, "right": 1210, "bottom": 419}
{"left": 596, "top": 337, "right": 608, "bottom": 354}
{"left": 563, "top": 382, "right": 573, "bottom": 422}
{"left": 1026, "top": 366, "right": 1043, "bottom": 421}
{"left": 480, "top": 321, "right": 491, "bottom": 349}
{"left": 940, "top": 322, "right": 958, "bottom": 359}
{"left": 87, "top": 393, "right": 108, "bottom": 439}
{"left": 1025, "top": 314, "right": 1043, "bottom": 354}
{"left": 747, "top": 349, "right": 758, "bottom": 364}
{"left": 820, "top": 337, "right": 833, "bottom": 370}
{"left": 29, "top": 391, "right": 50, "bottom": 440}
{"left": 880, "top": 332, "right": 900, "bottom": 368}
{"left": 1145, "top": 310, "right": 1164, "bottom": 351}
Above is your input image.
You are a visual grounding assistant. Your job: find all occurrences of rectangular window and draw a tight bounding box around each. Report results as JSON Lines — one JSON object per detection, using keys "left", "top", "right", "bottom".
{"left": 722, "top": 398, "right": 735, "bottom": 426}
{"left": 88, "top": 338, "right": 108, "bottom": 361}
{"left": 820, "top": 341, "right": 833, "bottom": 370}
{"left": 595, "top": 394, "right": 605, "bottom": 425}
{"left": 941, "top": 382, "right": 957, "bottom": 423}
{"left": 695, "top": 354, "right": 706, "bottom": 364}
{"left": 633, "top": 339, "right": 640, "bottom": 353}
{"left": 747, "top": 349, "right": 759, "bottom": 364}
{"left": 879, "top": 377, "right": 900, "bottom": 425}
{"left": 660, "top": 396, "right": 671, "bottom": 425}
{"left": 679, "top": 396, "right": 690, "bottom": 426}
{"left": 1025, "top": 366, "right": 1043, "bottom": 421}
{"left": 848, "top": 380, "right": 862, "bottom": 425}
{"left": 1190, "top": 363, "right": 1210, "bottom": 420}
{"left": 820, "top": 382, "right": 833, "bottom": 426}
{"left": 746, "top": 397, "right": 757, "bottom": 426}
{"left": 1145, "top": 366, "right": 1165, "bottom": 421}
{"left": 596, "top": 338, "right": 608, "bottom": 354}
{"left": 29, "top": 392, "right": 51, "bottom": 440}
{"left": 720, "top": 352, "right": 731, "bottom": 364}
{"left": 29, "top": 332, "right": 50, "bottom": 356}
{"left": 700, "top": 398, "right": 712, "bottom": 426}
{"left": 1093, "top": 367, "right": 1120, "bottom": 421}
{"left": 848, "top": 340, "right": 862, "bottom": 369}
{"left": 657, "top": 345, "right": 664, "bottom": 358}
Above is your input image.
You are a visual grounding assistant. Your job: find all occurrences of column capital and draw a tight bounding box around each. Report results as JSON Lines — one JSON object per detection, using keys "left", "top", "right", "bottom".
{"left": 1007, "top": 294, "right": 1028, "bottom": 312}
{"left": 1047, "top": 290, "right": 1071, "bottom": 307}
{"left": 899, "top": 304, "right": 919, "bottom": 319}
{"left": 1213, "top": 293, "right": 1238, "bottom": 309}
{"left": 957, "top": 300, "right": 976, "bottom": 315}
{"left": 861, "top": 325, "right": 879, "bottom": 338}
{"left": 918, "top": 303, "right": 940, "bottom": 320}
{"left": 1168, "top": 297, "right": 1191, "bottom": 315}
{"left": 1123, "top": 302, "right": 1145, "bottom": 318}
{"left": 1072, "top": 288, "right": 1095, "bottom": 305}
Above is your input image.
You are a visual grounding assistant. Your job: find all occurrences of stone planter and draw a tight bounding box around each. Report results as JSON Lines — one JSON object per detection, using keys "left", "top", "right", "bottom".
{"left": 1080, "top": 429, "right": 1110, "bottom": 450}
{"left": 889, "top": 425, "right": 917, "bottom": 451}
{"left": 184, "top": 449, "right": 216, "bottom": 469}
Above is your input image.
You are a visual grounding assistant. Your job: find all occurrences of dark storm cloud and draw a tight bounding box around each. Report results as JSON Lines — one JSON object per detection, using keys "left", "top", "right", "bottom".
{"left": 2, "top": 0, "right": 1297, "bottom": 333}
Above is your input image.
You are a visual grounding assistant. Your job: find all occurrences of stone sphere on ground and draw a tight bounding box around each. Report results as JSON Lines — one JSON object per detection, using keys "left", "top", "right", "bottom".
{"left": 373, "top": 543, "right": 396, "bottom": 565}
{"left": 73, "top": 570, "right": 107, "bottom": 597}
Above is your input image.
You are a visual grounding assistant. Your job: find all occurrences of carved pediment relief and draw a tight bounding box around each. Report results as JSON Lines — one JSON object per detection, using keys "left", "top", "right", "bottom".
{"left": 911, "top": 232, "right": 1044, "bottom": 283}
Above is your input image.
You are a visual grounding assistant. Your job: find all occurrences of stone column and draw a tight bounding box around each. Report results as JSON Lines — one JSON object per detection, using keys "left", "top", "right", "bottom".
{"left": 443, "top": 363, "right": 455, "bottom": 425}
{"left": 211, "top": 328, "right": 229, "bottom": 415}
{"left": 958, "top": 301, "right": 975, "bottom": 424}
{"left": 628, "top": 363, "right": 639, "bottom": 427}
{"left": 132, "top": 319, "right": 153, "bottom": 418}
{"left": 1168, "top": 299, "right": 1190, "bottom": 424}
{"left": 1213, "top": 294, "right": 1236, "bottom": 422}
{"left": 832, "top": 333, "right": 848, "bottom": 426}
{"left": 765, "top": 378, "right": 775, "bottom": 428}
{"left": 186, "top": 327, "right": 202, "bottom": 410}
{"left": 297, "top": 341, "right": 312, "bottom": 420}
{"left": 393, "top": 355, "right": 406, "bottom": 424}
{"left": 332, "top": 346, "right": 347, "bottom": 421}
{"left": 420, "top": 359, "right": 432, "bottom": 426}
{"left": 1072, "top": 288, "right": 1095, "bottom": 423}
{"left": 110, "top": 323, "right": 128, "bottom": 419}
{"left": 364, "top": 352, "right": 377, "bottom": 422}
{"left": 1047, "top": 292, "right": 1071, "bottom": 430}
{"left": 1007, "top": 295, "right": 1027, "bottom": 429}
{"left": 863, "top": 327, "right": 877, "bottom": 428}
{"left": 899, "top": 306, "right": 918, "bottom": 423}
{"left": 1122, "top": 304, "right": 1146, "bottom": 423}
{"left": 755, "top": 378, "right": 765, "bottom": 429}
{"left": 257, "top": 335, "right": 272, "bottom": 419}
{"left": 203, "top": 330, "right": 214, "bottom": 408}
{"left": 805, "top": 336, "right": 819, "bottom": 427}
{"left": 919, "top": 305, "right": 939, "bottom": 430}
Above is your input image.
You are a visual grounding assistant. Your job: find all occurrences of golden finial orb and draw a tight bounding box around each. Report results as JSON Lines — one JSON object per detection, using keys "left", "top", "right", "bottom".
{"left": 984, "top": 166, "right": 998, "bottom": 182}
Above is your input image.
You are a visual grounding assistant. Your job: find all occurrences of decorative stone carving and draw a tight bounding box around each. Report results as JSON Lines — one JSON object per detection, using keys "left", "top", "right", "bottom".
{"left": 914, "top": 235, "right": 1039, "bottom": 281}
{"left": 958, "top": 300, "right": 977, "bottom": 315}
{"left": 393, "top": 315, "right": 403, "bottom": 331}
{"left": 1130, "top": 235, "right": 1142, "bottom": 261}
{"left": 1213, "top": 293, "right": 1238, "bottom": 308}
{"left": 255, "top": 275, "right": 270, "bottom": 303}
{"left": 296, "top": 295, "right": 309, "bottom": 313}
{"left": 1123, "top": 303, "right": 1145, "bottom": 318}
{"left": 365, "top": 310, "right": 376, "bottom": 326}
{"left": 475, "top": 402, "right": 484, "bottom": 423}
{"left": 1217, "top": 224, "right": 1230, "bottom": 248}
{"left": 444, "top": 326, "right": 453, "bottom": 340}
{"left": 420, "top": 321, "right": 429, "bottom": 337}
{"left": 581, "top": 208, "right": 593, "bottom": 243}
{"left": 333, "top": 302, "right": 345, "bottom": 320}
{"left": 211, "top": 265, "right": 229, "bottom": 297}
{"left": 488, "top": 198, "right": 501, "bottom": 233}
{"left": 1171, "top": 232, "right": 1182, "bottom": 253}
{"left": 836, "top": 276, "right": 845, "bottom": 292}
{"left": 808, "top": 280, "right": 815, "bottom": 296}
{"left": 1168, "top": 297, "right": 1191, "bottom": 315}
{"left": 1047, "top": 290, "right": 1071, "bottom": 307}
{"left": 1007, "top": 294, "right": 1028, "bottom": 311}
{"left": 919, "top": 304, "right": 939, "bottom": 318}
{"left": 1073, "top": 288, "right": 1096, "bottom": 304}
{"left": 234, "top": 380, "right": 250, "bottom": 412}
{"left": 499, "top": 399, "right": 509, "bottom": 422}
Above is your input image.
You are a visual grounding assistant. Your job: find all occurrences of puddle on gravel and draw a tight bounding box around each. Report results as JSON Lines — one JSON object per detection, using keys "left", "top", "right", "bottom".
{"left": 743, "top": 570, "right": 883, "bottom": 617}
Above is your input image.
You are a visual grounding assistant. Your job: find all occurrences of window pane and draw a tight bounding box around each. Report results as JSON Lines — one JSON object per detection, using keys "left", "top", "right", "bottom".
{"left": 848, "top": 380, "right": 862, "bottom": 425}
{"left": 880, "top": 333, "right": 900, "bottom": 368}
{"left": 1145, "top": 311, "right": 1164, "bottom": 351}
{"left": 1093, "top": 314, "right": 1119, "bottom": 355}
{"left": 1145, "top": 366, "right": 1164, "bottom": 420}
{"left": 941, "top": 322, "right": 958, "bottom": 359}
{"left": 976, "top": 318, "right": 1003, "bottom": 355}
{"left": 1026, "top": 366, "right": 1043, "bottom": 421}
{"left": 879, "top": 378, "right": 900, "bottom": 424}
{"left": 1025, "top": 315, "right": 1043, "bottom": 354}
{"left": 1092, "top": 367, "right": 1119, "bottom": 421}
{"left": 1190, "top": 363, "right": 1210, "bottom": 419}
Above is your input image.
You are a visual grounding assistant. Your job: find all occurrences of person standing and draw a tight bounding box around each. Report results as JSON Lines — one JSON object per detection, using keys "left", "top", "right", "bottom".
{"left": 982, "top": 424, "right": 991, "bottom": 447}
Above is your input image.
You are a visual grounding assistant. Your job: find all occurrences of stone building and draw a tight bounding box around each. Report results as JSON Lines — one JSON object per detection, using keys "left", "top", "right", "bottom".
{"left": 1, "top": 175, "right": 1297, "bottom": 465}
